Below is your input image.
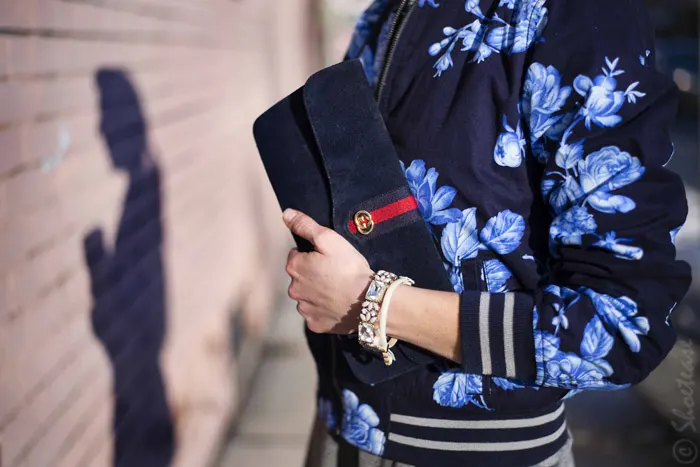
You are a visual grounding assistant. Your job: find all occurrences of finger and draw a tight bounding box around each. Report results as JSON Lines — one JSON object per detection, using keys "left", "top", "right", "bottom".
{"left": 282, "top": 209, "right": 326, "bottom": 248}
{"left": 288, "top": 280, "right": 302, "bottom": 302}
{"left": 285, "top": 248, "right": 301, "bottom": 278}
{"left": 296, "top": 300, "right": 311, "bottom": 317}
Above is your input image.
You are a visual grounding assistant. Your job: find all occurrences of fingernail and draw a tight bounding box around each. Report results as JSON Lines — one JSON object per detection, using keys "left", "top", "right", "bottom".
{"left": 282, "top": 208, "right": 296, "bottom": 223}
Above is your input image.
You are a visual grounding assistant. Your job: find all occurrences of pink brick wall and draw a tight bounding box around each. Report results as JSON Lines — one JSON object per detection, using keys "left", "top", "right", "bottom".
{"left": 0, "top": 1, "right": 320, "bottom": 466}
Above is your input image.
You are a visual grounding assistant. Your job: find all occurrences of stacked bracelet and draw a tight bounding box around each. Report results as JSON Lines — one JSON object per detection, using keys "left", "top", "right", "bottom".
{"left": 358, "top": 270, "right": 414, "bottom": 366}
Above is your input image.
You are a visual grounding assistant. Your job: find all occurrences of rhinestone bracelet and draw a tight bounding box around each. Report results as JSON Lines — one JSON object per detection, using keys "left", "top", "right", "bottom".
{"left": 358, "top": 270, "right": 413, "bottom": 365}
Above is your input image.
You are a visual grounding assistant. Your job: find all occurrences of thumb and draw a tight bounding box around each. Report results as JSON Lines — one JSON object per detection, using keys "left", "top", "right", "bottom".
{"left": 283, "top": 209, "right": 325, "bottom": 248}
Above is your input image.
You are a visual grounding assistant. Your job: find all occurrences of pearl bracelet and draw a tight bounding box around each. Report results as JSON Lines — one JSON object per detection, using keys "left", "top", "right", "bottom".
{"left": 358, "top": 270, "right": 414, "bottom": 366}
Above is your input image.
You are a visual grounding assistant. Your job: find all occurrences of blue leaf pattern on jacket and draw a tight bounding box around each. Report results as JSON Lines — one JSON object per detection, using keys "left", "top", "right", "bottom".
{"left": 441, "top": 207, "right": 480, "bottom": 265}
{"left": 480, "top": 210, "right": 526, "bottom": 254}
{"left": 438, "top": 207, "right": 523, "bottom": 293}
{"left": 482, "top": 259, "right": 512, "bottom": 293}
{"left": 429, "top": 0, "right": 548, "bottom": 75}
{"left": 341, "top": 389, "right": 386, "bottom": 456}
{"left": 433, "top": 370, "right": 491, "bottom": 409}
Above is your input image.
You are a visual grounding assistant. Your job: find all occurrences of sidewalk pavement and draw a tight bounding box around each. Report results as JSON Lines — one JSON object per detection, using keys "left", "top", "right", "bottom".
{"left": 216, "top": 300, "right": 317, "bottom": 467}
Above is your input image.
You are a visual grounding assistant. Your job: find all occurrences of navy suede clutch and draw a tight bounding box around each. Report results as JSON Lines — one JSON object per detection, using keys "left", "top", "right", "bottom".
{"left": 253, "top": 60, "right": 454, "bottom": 384}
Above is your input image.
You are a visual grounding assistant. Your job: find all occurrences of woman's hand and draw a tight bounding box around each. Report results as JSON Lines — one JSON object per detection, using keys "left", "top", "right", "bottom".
{"left": 283, "top": 208, "right": 374, "bottom": 334}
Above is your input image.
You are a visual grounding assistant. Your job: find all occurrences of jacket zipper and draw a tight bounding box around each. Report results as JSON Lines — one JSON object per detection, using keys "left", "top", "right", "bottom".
{"left": 375, "top": 0, "right": 417, "bottom": 102}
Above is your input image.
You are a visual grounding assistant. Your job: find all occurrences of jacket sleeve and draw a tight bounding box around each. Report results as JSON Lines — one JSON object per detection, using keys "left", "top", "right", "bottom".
{"left": 457, "top": 0, "right": 692, "bottom": 390}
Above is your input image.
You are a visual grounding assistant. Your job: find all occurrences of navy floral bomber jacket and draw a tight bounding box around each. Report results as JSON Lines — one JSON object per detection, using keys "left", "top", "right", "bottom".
{"left": 309, "top": 1, "right": 693, "bottom": 466}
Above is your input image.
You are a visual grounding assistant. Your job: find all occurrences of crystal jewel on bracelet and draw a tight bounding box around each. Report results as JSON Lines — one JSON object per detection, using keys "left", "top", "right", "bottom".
{"left": 366, "top": 280, "right": 386, "bottom": 301}
{"left": 359, "top": 323, "right": 375, "bottom": 343}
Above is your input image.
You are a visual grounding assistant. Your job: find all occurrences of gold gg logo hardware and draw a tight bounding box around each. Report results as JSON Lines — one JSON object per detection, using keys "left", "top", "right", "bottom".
{"left": 354, "top": 210, "right": 374, "bottom": 235}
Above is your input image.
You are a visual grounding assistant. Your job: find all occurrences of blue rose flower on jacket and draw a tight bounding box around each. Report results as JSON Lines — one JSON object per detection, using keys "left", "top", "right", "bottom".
{"left": 575, "top": 74, "right": 625, "bottom": 129}
{"left": 578, "top": 146, "right": 645, "bottom": 214}
{"left": 494, "top": 116, "right": 526, "bottom": 167}
{"left": 549, "top": 205, "right": 597, "bottom": 246}
{"left": 573, "top": 57, "right": 644, "bottom": 130}
{"left": 341, "top": 389, "right": 386, "bottom": 456}
{"left": 546, "top": 352, "right": 613, "bottom": 388}
{"left": 433, "top": 370, "right": 490, "bottom": 409}
{"left": 521, "top": 63, "right": 572, "bottom": 141}
{"left": 402, "top": 159, "right": 462, "bottom": 225}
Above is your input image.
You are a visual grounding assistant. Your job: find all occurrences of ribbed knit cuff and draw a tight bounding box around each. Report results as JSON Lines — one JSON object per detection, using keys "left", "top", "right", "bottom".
{"left": 459, "top": 291, "right": 537, "bottom": 381}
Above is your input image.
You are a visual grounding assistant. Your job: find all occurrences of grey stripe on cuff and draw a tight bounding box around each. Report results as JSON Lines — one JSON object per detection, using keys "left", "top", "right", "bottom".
{"left": 479, "top": 292, "right": 492, "bottom": 374}
{"left": 503, "top": 292, "right": 516, "bottom": 378}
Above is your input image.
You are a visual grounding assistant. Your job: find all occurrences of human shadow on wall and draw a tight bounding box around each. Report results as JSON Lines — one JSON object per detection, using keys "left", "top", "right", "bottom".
{"left": 83, "top": 69, "right": 175, "bottom": 467}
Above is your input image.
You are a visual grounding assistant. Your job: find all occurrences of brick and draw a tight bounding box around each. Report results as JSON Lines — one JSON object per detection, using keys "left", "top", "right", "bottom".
{"left": 12, "top": 77, "right": 223, "bottom": 177}
{"left": 0, "top": 125, "right": 22, "bottom": 176}
{"left": 0, "top": 98, "right": 222, "bottom": 274}
{"left": 1, "top": 348, "right": 103, "bottom": 467}
{"left": 0, "top": 1, "right": 203, "bottom": 34}
{"left": 55, "top": 400, "right": 111, "bottom": 467}
{"left": 0, "top": 63, "right": 226, "bottom": 126}
{"left": 3, "top": 35, "right": 235, "bottom": 78}
{"left": 14, "top": 371, "right": 110, "bottom": 467}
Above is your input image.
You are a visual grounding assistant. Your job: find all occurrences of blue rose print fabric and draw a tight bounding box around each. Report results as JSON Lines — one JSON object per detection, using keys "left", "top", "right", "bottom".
{"left": 335, "top": 0, "right": 691, "bottom": 417}
{"left": 428, "top": 0, "right": 548, "bottom": 75}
